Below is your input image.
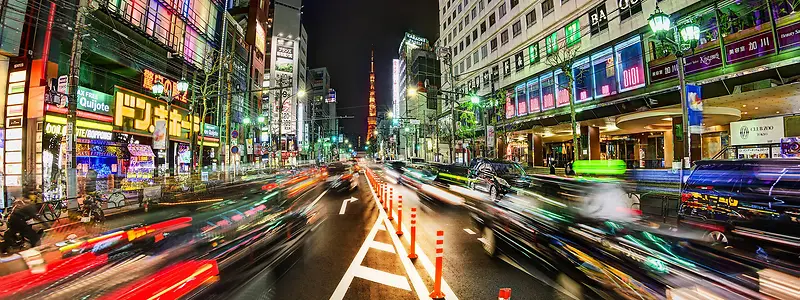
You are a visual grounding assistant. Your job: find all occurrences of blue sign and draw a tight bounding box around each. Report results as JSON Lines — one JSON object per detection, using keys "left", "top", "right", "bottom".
{"left": 686, "top": 84, "right": 703, "bottom": 132}
{"left": 231, "top": 146, "right": 239, "bottom": 154}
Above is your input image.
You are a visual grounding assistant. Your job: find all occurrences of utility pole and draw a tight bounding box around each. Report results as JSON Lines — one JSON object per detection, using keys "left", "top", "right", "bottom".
{"left": 67, "top": 0, "right": 88, "bottom": 169}
{"left": 224, "top": 35, "right": 234, "bottom": 172}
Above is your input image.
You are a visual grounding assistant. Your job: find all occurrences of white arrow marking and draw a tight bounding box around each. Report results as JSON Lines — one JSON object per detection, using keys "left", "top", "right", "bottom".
{"left": 339, "top": 197, "right": 358, "bottom": 215}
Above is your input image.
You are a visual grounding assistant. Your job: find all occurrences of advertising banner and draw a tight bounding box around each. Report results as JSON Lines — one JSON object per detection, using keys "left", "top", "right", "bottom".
{"left": 730, "top": 116, "right": 785, "bottom": 145}
{"left": 725, "top": 31, "right": 775, "bottom": 64}
{"left": 487, "top": 125, "right": 495, "bottom": 149}
{"left": 685, "top": 84, "right": 703, "bottom": 133}
{"left": 153, "top": 120, "right": 167, "bottom": 150}
{"left": 778, "top": 21, "right": 800, "bottom": 51}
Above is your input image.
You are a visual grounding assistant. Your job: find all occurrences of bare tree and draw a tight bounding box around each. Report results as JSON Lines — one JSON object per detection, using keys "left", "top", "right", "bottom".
{"left": 544, "top": 38, "right": 583, "bottom": 162}
{"left": 192, "top": 46, "right": 236, "bottom": 171}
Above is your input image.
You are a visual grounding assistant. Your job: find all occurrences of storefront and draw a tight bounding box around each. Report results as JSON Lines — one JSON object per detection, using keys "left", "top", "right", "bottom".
{"left": 730, "top": 117, "right": 786, "bottom": 159}
{"left": 197, "top": 123, "right": 220, "bottom": 171}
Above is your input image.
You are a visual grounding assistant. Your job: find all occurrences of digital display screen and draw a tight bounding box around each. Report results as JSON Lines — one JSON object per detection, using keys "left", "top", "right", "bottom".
{"left": 615, "top": 36, "right": 645, "bottom": 92}
{"left": 527, "top": 79, "right": 540, "bottom": 113}
{"left": 592, "top": 48, "right": 617, "bottom": 99}
{"left": 540, "top": 73, "right": 555, "bottom": 110}
{"left": 555, "top": 69, "right": 570, "bottom": 107}
{"left": 573, "top": 57, "right": 593, "bottom": 103}
{"left": 515, "top": 84, "right": 528, "bottom": 116}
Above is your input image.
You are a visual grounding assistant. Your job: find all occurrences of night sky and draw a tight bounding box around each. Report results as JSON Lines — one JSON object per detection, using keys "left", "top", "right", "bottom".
{"left": 302, "top": 0, "right": 440, "bottom": 145}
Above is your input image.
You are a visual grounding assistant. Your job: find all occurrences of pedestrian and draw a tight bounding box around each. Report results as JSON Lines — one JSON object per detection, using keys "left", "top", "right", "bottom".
{"left": 1, "top": 195, "right": 50, "bottom": 253}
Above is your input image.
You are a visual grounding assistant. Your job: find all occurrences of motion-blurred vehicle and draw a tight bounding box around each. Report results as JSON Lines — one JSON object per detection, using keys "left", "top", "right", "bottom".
{"left": 470, "top": 177, "right": 767, "bottom": 299}
{"left": 468, "top": 159, "right": 530, "bottom": 200}
{"left": 327, "top": 162, "right": 358, "bottom": 193}
{"left": 679, "top": 159, "right": 800, "bottom": 260}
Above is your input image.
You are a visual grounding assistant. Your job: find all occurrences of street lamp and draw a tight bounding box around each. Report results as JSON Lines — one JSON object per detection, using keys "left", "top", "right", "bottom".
{"left": 648, "top": 5, "right": 700, "bottom": 192}
{"left": 152, "top": 80, "right": 165, "bottom": 97}
{"left": 257, "top": 116, "right": 265, "bottom": 123}
{"left": 297, "top": 89, "right": 307, "bottom": 98}
{"left": 407, "top": 88, "right": 417, "bottom": 97}
{"left": 243, "top": 117, "right": 251, "bottom": 124}
{"left": 387, "top": 112, "right": 393, "bottom": 119}
{"left": 176, "top": 78, "right": 189, "bottom": 94}
{"left": 151, "top": 77, "right": 188, "bottom": 177}
{"left": 470, "top": 95, "right": 480, "bottom": 104}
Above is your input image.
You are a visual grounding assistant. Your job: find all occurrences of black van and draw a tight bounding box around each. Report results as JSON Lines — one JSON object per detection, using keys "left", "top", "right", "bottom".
{"left": 679, "top": 159, "right": 800, "bottom": 255}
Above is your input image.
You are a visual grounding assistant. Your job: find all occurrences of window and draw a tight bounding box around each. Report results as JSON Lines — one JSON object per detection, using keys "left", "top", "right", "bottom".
{"left": 466, "top": 57, "right": 472, "bottom": 69}
{"left": 489, "top": 12, "right": 496, "bottom": 26}
{"left": 510, "top": 0, "right": 519, "bottom": 9}
{"left": 500, "top": 29, "right": 509, "bottom": 45}
{"left": 512, "top": 20, "right": 522, "bottom": 37}
{"left": 458, "top": 3, "right": 462, "bottom": 13}
{"left": 542, "top": 0, "right": 554, "bottom": 16}
{"left": 562, "top": 0, "right": 569, "bottom": 4}
{"left": 471, "top": 7, "right": 477, "bottom": 19}
{"left": 460, "top": 61, "right": 465, "bottom": 73}
{"left": 618, "top": 0, "right": 642, "bottom": 22}
{"left": 481, "top": 44, "right": 488, "bottom": 58}
{"left": 490, "top": 37, "right": 498, "bottom": 51}
{"left": 453, "top": 46, "right": 459, "bottom": 56}
{"left": 526, "top": 9, "right": 536, "bottom": 27}
{"left": 452, "top": 11, "right": 456, "bottom": 20}
{"left": 466, "top": 35, "right": 471, "bottom": 46}
{"left": 465, "top": 16, "right": 470, "bottom": 26}
{"left": 447, "top": 16, "right": 451, "bottom": 26}
{"left": 498, "top": 3, "right": 507, "bottom": 18}
{"left": 473, "top": 29, "right": 478, "bottom": 40}
{"left": 503, "top": 59, "right": 511, "bottom": 77}
{"left": 463, "top": 0, "right": 468, "bottom": 6}
{"left": 479, "top": 0, "right": 484, "bottom": 11}
{"left": 483, "top": 71, "right": 490, "bottom": 86}
{"left": 453, "top": 29, "right": 457, "bottom": 39}
{"left": 459, "top": 21, "right": 463, "bottom": 31}
{"left": 473, "top": 51, "right": 480, "bottom": 63}
{"left": 460, "top": 40, "right": 464, "bottom": 51}
{"left": 448, "top": 32, "right": 452, "bottom": 43}
{"left": 480, "top": 21, "right": 487, "bottom": 33}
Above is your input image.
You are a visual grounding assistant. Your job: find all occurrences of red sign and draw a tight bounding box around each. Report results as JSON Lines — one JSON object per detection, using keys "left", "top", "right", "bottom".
{"left": 504, "top": 91, "right": 514, "bottom": 119}
{"left": 143, "top": 69, "right": 188, "bottom": 102}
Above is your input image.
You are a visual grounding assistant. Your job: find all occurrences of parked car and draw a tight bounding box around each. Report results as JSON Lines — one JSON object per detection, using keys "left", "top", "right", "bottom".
{"left": 467, "top": 158, "right": 530, "bottom": 200}
{"left": 327, "top": 162, "right": 358, "bottom": 193}
{"left": 679, "top": 159, "right": 800, "bottom": 259}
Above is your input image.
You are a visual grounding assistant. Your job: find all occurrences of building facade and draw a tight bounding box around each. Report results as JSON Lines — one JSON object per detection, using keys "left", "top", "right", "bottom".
{"left": 439, "top": 0, "right": 800, "bottom": 168}
{"left": 307, "top": 67, "right": 338, "bottom": 162}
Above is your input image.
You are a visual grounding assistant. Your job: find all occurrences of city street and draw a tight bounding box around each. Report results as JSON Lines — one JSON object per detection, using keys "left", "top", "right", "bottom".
{"left": 272, "top": 165, "right": 571, "bottom": 299}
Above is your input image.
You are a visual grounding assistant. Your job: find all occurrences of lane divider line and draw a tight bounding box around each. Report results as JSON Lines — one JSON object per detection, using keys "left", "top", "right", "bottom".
{"left": 463, "top": 228, "right": 476, "bottom": 235}
{"left": 329, "top": 216, "right": 384, "bottom": 300}
{"left": 369, "top": 241, "right": 397, "bottom": 254}
{"left": 364, "top": 170, "right": 445, "bottom": 300}
{"left": 381, "top": 185, "right": 459, "bottom": 300}
{"left": 352, "top": 265, "right": 412, "bottom": 291}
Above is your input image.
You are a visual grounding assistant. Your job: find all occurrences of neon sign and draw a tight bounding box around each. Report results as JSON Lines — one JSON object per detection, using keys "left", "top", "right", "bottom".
{"left": 142, "top": 69, "right": 188, "bottom": 103}
{"left": 114, "top": 88, "right": 199, "bottom": 140}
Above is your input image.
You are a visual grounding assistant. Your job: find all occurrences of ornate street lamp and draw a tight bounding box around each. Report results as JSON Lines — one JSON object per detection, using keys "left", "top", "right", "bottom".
{"left": 648, "top": 7, "right": 671, "bottom": 34}
{"left": 176, "top": 77, "right": 189, "bottom": 94}
{"left": 152, "top": 79, "right": 165, "bottom": 97}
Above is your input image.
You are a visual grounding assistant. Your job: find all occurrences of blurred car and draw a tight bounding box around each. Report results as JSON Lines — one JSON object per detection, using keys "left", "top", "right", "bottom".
{"left": 679, "top": 159, "right": 800, "bottom": 259}
{"left": 327, "top": 162, "right": 358, "bottom": 193}
{"left": 468, "top": 159, "right": 530, "bottom": 200}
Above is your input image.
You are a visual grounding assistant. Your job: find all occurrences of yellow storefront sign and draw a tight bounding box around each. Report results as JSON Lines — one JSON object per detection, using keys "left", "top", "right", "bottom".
{"left": 113, "top": 87, "right": 199, "bottom": 140}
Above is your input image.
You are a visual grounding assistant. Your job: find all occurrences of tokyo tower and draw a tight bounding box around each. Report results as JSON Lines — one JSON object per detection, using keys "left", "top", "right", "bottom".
{"left": 367, "top": 50, "right": 377, "bottom": 140}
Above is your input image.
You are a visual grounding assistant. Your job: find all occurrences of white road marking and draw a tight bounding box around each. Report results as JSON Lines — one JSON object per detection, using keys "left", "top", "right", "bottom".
{"left": 463, "top": 228, "right": 476, "bottom": 235}
{"left": 338, "top": 197, "right": 359, "bottom": 215}
{"left": 366, "top": 177, "right": 451, "bottom": 300}
{"left": 352, "top": 265, "right": 411, "bottom": 291}
{"left": 477, "top": 237, "right": 487, "bottom": 244}
{"left": 329, "top": 217, "right": 383, "bottom": 300}
{"left": 369, "top": 241, "right": 396, "bottom": 253}
{"left": 305, "top": 189, "right": 329, "bottom": 213}
{"left": 377, "top": 224, "right": 386, "bottom": 231}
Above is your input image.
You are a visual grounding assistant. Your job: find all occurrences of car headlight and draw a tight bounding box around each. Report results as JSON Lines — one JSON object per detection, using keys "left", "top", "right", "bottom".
{"left": 495, "top": 177, "right": 509, "bottom": 187}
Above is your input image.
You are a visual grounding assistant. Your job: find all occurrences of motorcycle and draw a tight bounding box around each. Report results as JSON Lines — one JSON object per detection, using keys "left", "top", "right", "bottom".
{"left": 81, "top": 194, "right": 105, "bottom": 224}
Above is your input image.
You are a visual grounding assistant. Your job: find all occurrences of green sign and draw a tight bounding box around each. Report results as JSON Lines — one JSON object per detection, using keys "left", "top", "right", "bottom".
{"left": 545, "top": 32, "right": 558, "bottom": 55}
{"left": 77, "top": 87, "right": 113, "bottom": 115}
{"left": 528, "top": 43, "right": 540, "bottom": 64}
{"left": 203, "top": 123, "right": 220, "bottom": 138}
{"left": 565, "top": 19, "right": 581, "bottom": 47}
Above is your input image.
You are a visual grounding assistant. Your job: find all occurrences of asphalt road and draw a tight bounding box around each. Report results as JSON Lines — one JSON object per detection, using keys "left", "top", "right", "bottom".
{"left": 271, "top": 166, "right": 573, "bottom": 300}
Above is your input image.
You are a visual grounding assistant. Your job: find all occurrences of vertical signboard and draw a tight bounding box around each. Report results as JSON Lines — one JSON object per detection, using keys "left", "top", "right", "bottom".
{"left": 4, "top": 58, "right": 28, "bottom": 189}
{"left": 392, "top": 59, "right": 400, "bottom": 117}
{"left": 153, "top": 120, "right": 167, "bottom": 150}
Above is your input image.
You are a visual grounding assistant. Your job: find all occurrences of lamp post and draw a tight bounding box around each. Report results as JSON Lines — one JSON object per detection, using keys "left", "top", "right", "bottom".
{"left": 648, "top": 6, "right": 699, "bottom": 169}
{"left": 152, "top": 77, "right": 188, "bottom": 176}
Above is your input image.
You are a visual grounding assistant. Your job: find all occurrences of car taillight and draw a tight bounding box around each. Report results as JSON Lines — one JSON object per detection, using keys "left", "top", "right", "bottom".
{"left": 681, "top": 193, "right": 692, "bottom": 202}
{"left": 341, "top": 174, "right": 353, "bottom": 180}
{"left": 698, "top": 186, "right": 713, "bottom": 190}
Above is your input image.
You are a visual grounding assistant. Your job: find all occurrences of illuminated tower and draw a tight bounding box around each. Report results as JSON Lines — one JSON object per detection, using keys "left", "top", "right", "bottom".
{"left": 367, "top": 50, "right": 377, "bottom": 140}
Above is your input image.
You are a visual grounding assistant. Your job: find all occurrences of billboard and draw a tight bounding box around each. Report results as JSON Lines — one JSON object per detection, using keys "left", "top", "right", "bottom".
{"left": 326, "top": 88, "right": 337, "bottom": 103}
{"left": 271, "top": 37, "right": 298, "bottom": 135}
{"left": 392, "top": 59, "right": 400, "bottom": 118}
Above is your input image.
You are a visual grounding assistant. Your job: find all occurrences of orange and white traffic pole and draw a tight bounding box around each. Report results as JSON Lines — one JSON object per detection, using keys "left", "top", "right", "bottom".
{"left": 430, "top": 230, "right": 445, "bottom": 299}
{"left": 380, "top": 184, "right": 385, "bottom": 205}
{"left": 498, "top": 288, "right": 512, "bottom": 300}
{"left": 396, "top": 196, "right": 403, "bottom": 236}
{"left": 408, "top": 207, "right": 418, "bottom": 259}
{"left": 388, "top": 188, "right": 394, "bottom": 221}
{"left": 383, "top": 186, "right": 388, "bottom": 210}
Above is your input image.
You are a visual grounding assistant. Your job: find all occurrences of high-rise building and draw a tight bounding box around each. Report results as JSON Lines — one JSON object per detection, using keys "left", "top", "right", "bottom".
{"left": 397, "top": 32, "right": 433, "bottom": 159}
{"left": 438, "top": 0, "right": 800, "bottom": 168}
{"left": 308, "top": 67, "right": 337, "bottom": 162}
{"left": 266, "top": 0, "right": 306, "bottom": 165}
{"left": 367, "top": 50, "right": 377, "bottom": 140}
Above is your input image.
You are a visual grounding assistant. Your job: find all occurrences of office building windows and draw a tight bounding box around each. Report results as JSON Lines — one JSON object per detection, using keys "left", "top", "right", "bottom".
{"left": 498, "top": 3, "right": 507, "bottom": 18}
{"left": 526, "top": 9, "right": 536, "bottom": 27}
{"left": 512, "top": 20, "right": 522, "bottom": 37}
{"left": 490, "top": 37, "right": 498, "bottom": 51}
{"left": 489, "top": 12, "right": 496, "bottom": 26}
{"left": 542, "top": 0, "right": 554, "bottom": 16}
{"left": 500, "top": 29, "right": 509, "bottom": 45}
